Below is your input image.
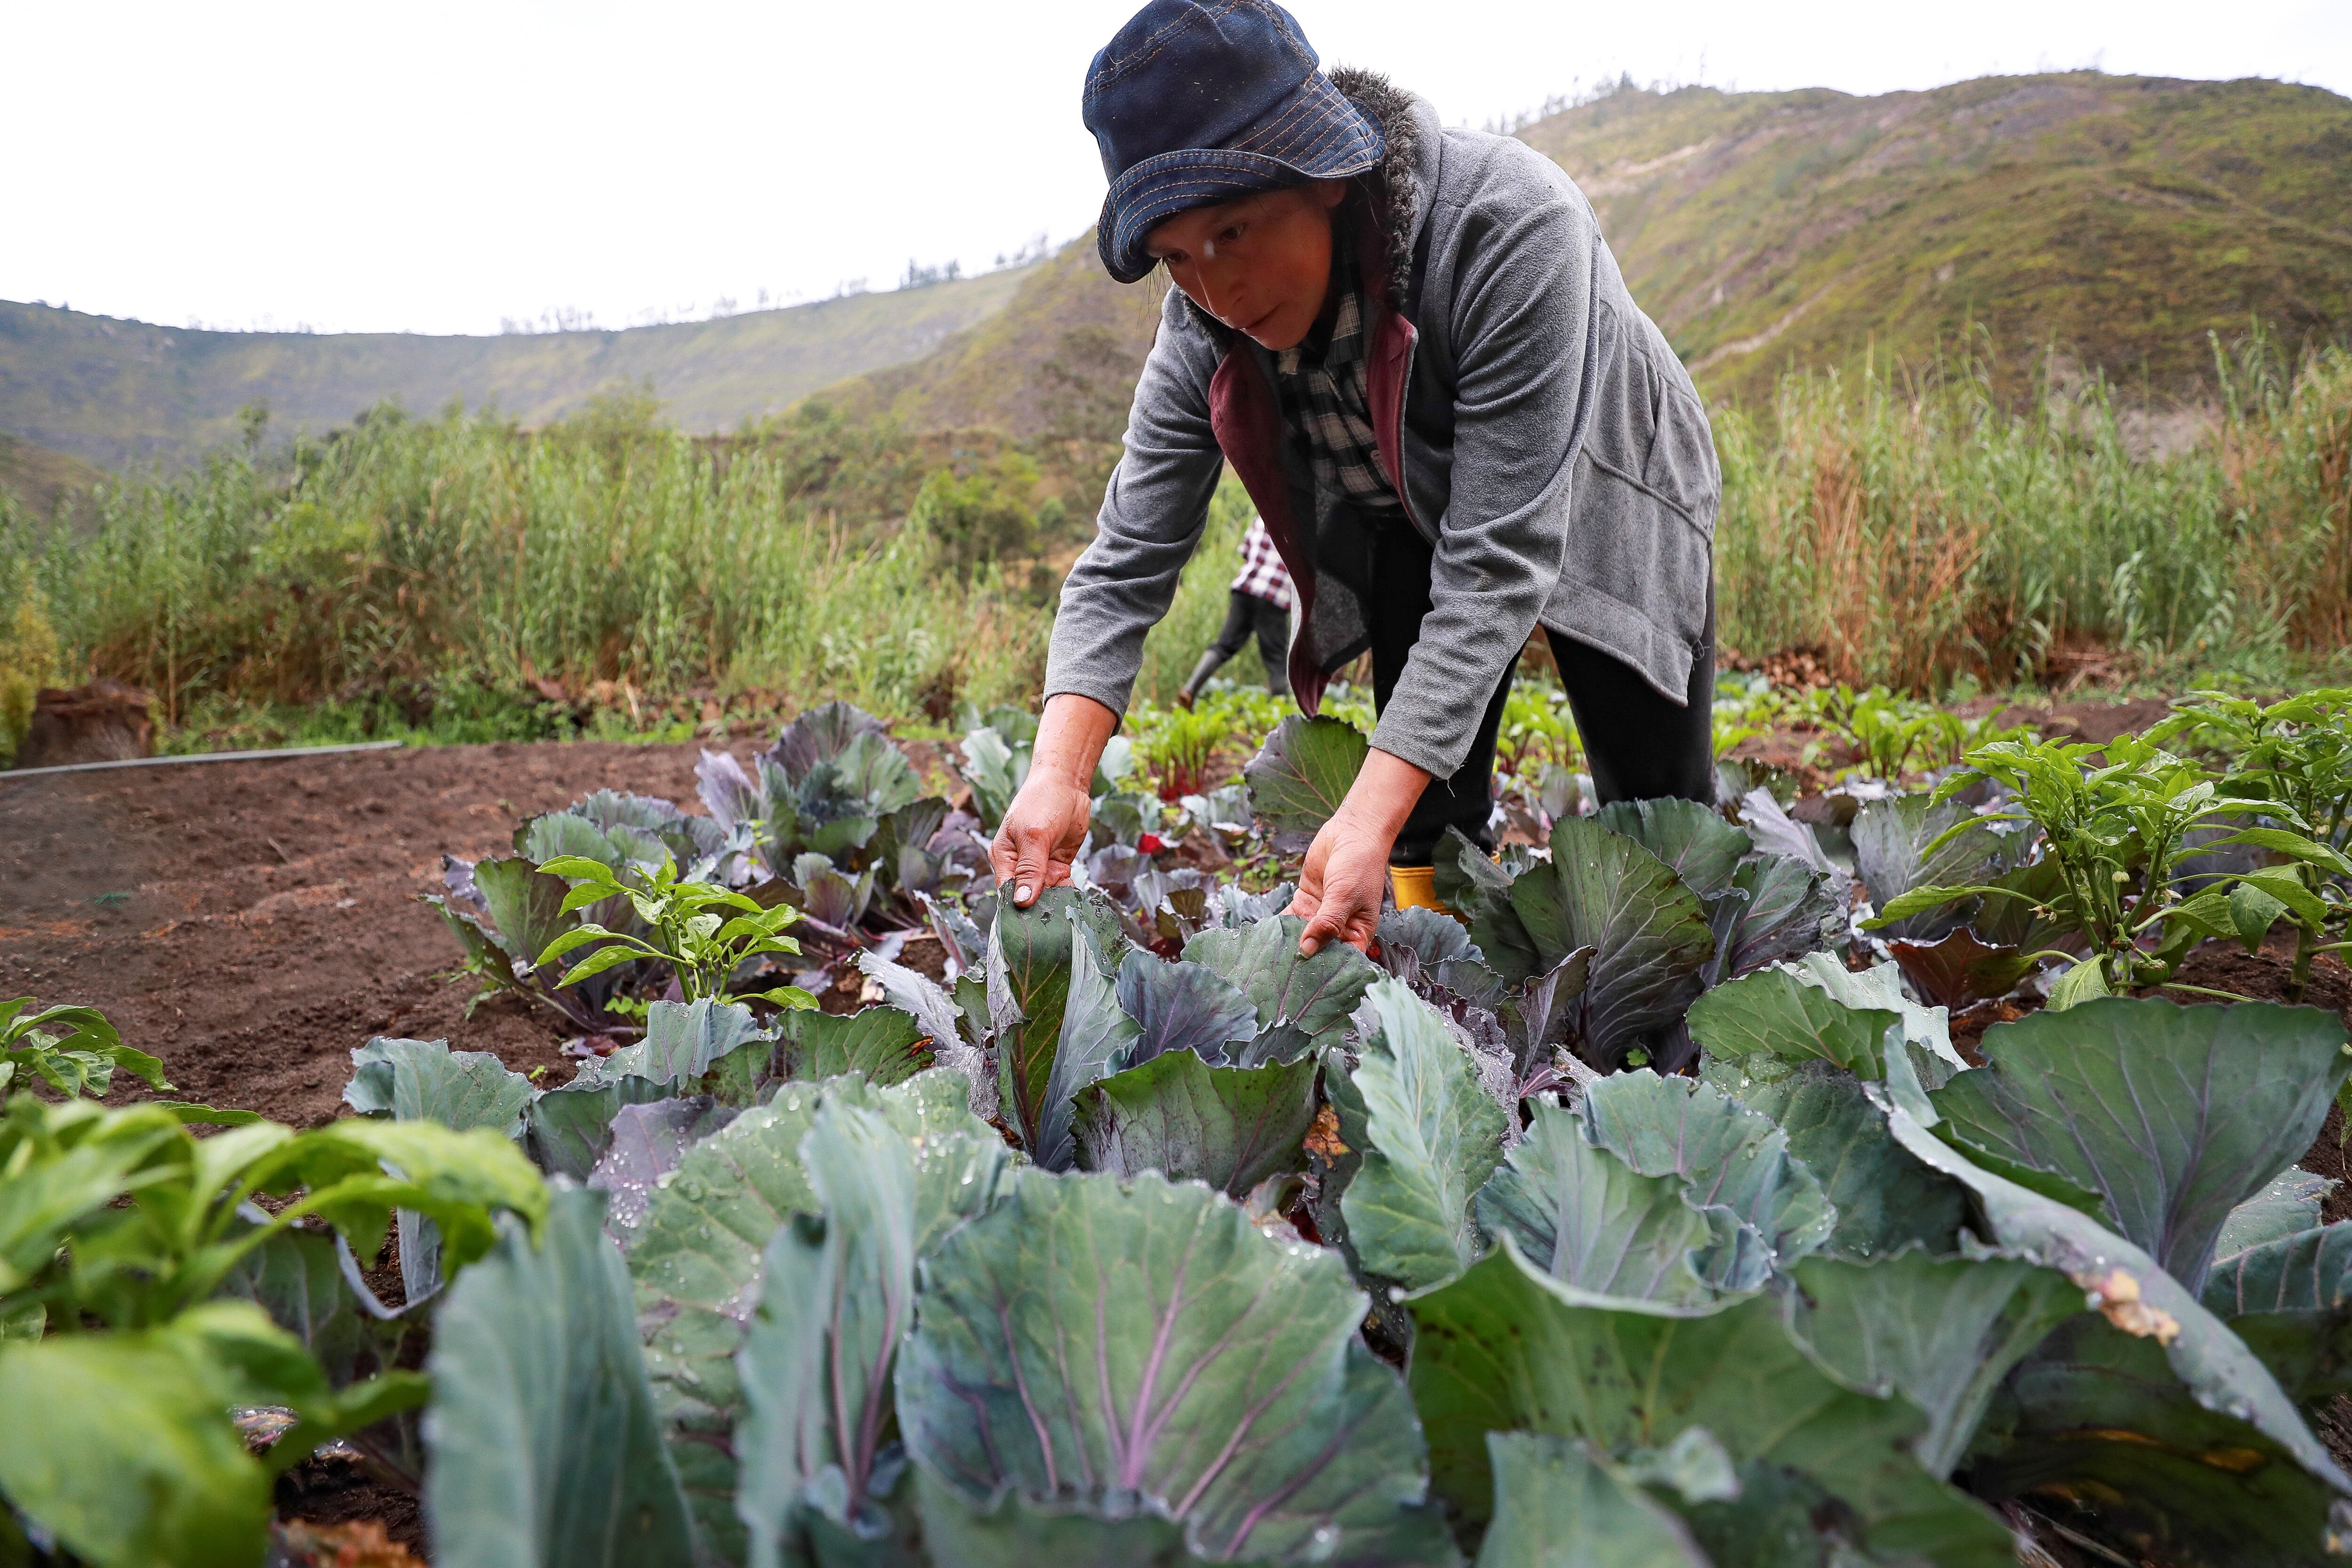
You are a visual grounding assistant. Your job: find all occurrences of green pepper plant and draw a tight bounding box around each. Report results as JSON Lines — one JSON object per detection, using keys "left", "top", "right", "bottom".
{"left": 536, "top": 852, "right": 818, "bottom": 1011}
{"left": 2149, "top": 689, "right": 2352, "bottom": 998}
{"left": 1870, "top": 733, "right": 2285, "bottom": 1002}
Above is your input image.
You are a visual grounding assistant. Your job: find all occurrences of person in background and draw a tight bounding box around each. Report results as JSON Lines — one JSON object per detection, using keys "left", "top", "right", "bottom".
{"left": 992, "top": 0, "right": 1720, "bottom": 954}
{"left": 1177, "top": 514, "right": 1294, "bottom": 708}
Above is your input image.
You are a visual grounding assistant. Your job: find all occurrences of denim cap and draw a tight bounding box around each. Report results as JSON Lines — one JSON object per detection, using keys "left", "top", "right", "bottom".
{"left": 1084, "top": 0, "right": 1383, "bottom": 284}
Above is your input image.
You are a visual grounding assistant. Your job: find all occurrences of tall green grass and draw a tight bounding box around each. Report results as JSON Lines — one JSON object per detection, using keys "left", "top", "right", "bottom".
{"left": 0, "top": 396, "right": 1265, "bottom": 742}
{"left": 6, "top": 335, "right": 2348, "bottom": 753}
{"left": 1715, "top": 337, "right": 2352, "bottom": 692}
{"left": 3, "top": 405, "right": 1055, "bottom": 732}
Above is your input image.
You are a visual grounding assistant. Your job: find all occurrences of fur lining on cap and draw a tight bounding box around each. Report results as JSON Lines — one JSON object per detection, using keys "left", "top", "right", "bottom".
{"left": 1329, "top": 68, "right": 1423, "bottom": 311}
{"left": 1168, "top": 70, "right": 1429, "bottom": 337}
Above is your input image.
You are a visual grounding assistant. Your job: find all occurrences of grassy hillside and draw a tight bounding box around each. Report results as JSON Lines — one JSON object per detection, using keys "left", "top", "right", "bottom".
{"left": 810, "top": 72, "right": 2352, "bottom": 440}
{"left": 0, "top": 430, "right": 105, "bottom": 525}
{"left": 1522, "top": 73, "right": 2352, "bottom": 404}
{"left": 12, "top": 72, "right": 2343, "bottom": 485}
{"left": 0, "top": 266, "right": 1033, "bottom": 470}
{"left": 810, "top": 239, "right": 1166, "bottom": 434}
{"left": 8, "top": 72, "right": 2345, "bottom": 749}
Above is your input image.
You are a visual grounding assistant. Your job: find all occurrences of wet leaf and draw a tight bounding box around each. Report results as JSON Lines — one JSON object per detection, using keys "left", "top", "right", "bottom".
{"left": 1974, "top": 1313, "right": 2352, "bottom": 1566}
{"left": 1473, "top": 1102, "right": 1719, "bottom": 1305}
{"left": 1474, "top": 1432, "right": 1709, "bottom": 1568}
{"left": 2217, "top": 1170, "right": 2335, "bottom": 1261}
{"left": 603, "top": 999, "right": 770, "bottom": 1089}
{"left": 523, "top": 1074, "right": 671, "bottom": 1182}
{"left": 1580, "top": 1070, "right": 1833, "bottom": 1286}
{"left": 1405, "top": 1238, "right": 2013, "bottom": 1566}
{"left": 2202, "top": 1223, "right": 2352, "bottom": 1407}
{"left": 1184, "top": 913, "right": 1380, "bottom": 1053}
{"left": 469, "top": 856, "right": 576, "bottom": 976}
{"left": 773, "top": 1006, "right": 932, "bottom": 1089}
{"left": 344, "top": 1038, "right": 530, "bottom": 1138}
{"left": 1721, "top": 1061, "right": 1968, "bottom": 1263}
{"left": 1880, "top": 1095, "right": 2352, "bottom": 1527}
{"left": 1712, "top": 853, "right": 1839, "bottom": 980}
{"left": 1593, "top": 798, "right": 1752, "bottom": 900}
{"left": 1788, "top": 1250, "right": 2081, "bottom": 1477}
{"left": 1504, "top": 818, "right": 1714, "bottom": 1065}
{"left": 989, "top": 888, "right": 1088, "bottom": 1153}
{"left": 1851, "top": 793, "right": 2012, "bottom": 942}
{"left": 732, "top": 1085, "right": 1009, "bottom": 1565}
{"left": 1074, "top": 1049, "right": 1319, "bottom": 1198}
{"left": 1115, "top": 949, "right": 1259, "bottom": 1067}
{"left": 1687, "top": 966, "right": 1900, "bottom": 1081}
{"left": 1033, "top": 914, "right": 1141, "bottom": 1173}
{"left": 1888, "top": 927, "right": 2037, "bottom": 1011}
{"left": 585, "top": 1096, "right": 736, "bottom": 1245}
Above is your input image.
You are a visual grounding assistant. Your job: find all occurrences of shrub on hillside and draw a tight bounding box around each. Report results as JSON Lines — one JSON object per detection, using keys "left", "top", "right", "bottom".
{"left": 0, "top": 573, "right": 60, "bottom": 767}
{"left": 906, "top": 452, "right": 1042, "bottom": 573}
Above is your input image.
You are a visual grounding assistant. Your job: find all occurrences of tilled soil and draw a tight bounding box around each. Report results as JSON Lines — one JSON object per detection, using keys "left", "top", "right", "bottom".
{"left": 0, "top": 740, "right": 769, "bottom": 1125}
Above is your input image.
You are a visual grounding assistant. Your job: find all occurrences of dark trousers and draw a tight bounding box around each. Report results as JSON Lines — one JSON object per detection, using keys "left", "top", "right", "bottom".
{"left": 1201, "top": 589, "right": 1291, "bottom": 695}
{"left": 1367, "top": 522, "right": 1716, "bottom": 865}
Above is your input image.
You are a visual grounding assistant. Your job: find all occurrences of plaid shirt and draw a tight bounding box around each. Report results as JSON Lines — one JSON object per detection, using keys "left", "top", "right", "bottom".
{"left": 1271, "top": 255, "right": 1407, "bottom": 523}
{"left": 1229, "top": 515, "right": 1295, "bottom": 610}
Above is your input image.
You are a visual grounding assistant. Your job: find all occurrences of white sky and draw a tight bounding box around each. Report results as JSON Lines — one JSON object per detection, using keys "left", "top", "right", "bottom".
{"left": 6, "top": 0, "right": 2346, "bottom": 337}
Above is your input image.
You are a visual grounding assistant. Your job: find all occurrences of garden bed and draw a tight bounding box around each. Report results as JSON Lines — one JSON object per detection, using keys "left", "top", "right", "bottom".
{"left": 13, "top": 690, "right": 2352, "bottom": 1568}
{"left": 0, "top": 741, "right": 754, "bottom": 1126}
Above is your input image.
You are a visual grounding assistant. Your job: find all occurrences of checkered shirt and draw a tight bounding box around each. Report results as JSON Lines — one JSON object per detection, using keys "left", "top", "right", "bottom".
{"left": 1229, "top": 515, "right": 1295, "bottom": 611}
{"left": 1271, "top": 263, "right": 1407, "bottom": 523}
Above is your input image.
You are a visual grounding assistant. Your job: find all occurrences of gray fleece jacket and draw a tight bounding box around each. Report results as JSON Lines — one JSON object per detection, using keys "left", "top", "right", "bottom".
{"left": 1042, "top": 73, "right": 1720, "bottom": 779}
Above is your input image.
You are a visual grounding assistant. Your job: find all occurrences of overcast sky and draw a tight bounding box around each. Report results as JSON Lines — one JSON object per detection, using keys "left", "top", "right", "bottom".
{"left": 7, "top": 0, "right": 2346, "bottom": 337}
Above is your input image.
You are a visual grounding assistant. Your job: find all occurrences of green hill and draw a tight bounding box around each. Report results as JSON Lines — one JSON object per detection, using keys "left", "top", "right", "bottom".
{"left": 0, "top": 430, "right": 106, "bottom": 526}
{"left": 813, "top": 72, "right": 2352, "bottom": 439}
{"left": 0, "top": 266, "right": 1035, "bottom": 470}
{"left": 12, "top": 73, "right": 2345, "bottom": 477}
{"left": 1520, "top": 72, "right": 2352, "bottom": 404}
{"left": 811, "top": 239, "right": 1168, "bottom": 435}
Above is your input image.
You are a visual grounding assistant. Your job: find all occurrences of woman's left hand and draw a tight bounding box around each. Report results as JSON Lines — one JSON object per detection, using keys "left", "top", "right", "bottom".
{"left": 1289, "top": 748, "right": 1433, "bottom": 957}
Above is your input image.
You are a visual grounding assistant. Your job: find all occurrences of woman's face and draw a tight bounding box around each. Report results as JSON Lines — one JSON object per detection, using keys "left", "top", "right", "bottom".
{"left": 1144, "top": 180, "right": 1348, "bottom": 351}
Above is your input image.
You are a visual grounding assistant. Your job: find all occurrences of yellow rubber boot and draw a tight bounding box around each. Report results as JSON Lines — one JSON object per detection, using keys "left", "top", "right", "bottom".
{"left": 1389, "top": 864, "right": 1444, "bottom": 914}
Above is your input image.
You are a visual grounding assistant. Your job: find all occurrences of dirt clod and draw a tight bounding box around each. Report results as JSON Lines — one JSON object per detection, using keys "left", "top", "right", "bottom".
{"left": 15, "top": 678, "right": 156, "bottom": 768}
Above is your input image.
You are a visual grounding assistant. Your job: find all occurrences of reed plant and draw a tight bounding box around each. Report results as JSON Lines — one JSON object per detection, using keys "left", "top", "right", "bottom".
{"left": 0, "top": 391, "right": 1276, "bottom": 741}
{"left": 0, "top": 524, "right": 61, "bottom": 765}
{"left": 1713, "top": 336, "right": 2352, "bottom": 694}
{"left": 2, "top": 403, "right": 1052, "bottom": 731}
{"left": 9, "top": 334, "right": 2348, "bottom": 752}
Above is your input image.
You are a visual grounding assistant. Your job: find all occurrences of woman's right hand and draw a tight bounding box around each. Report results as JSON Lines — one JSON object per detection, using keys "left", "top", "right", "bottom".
{"left": 988, "top": 693, "right": 1121, "bottom": 907}
{"left": 990, "top": 774, "right": 1095, "bottom": 907}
